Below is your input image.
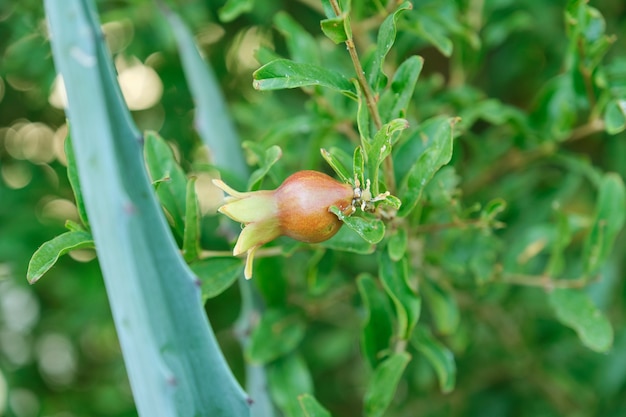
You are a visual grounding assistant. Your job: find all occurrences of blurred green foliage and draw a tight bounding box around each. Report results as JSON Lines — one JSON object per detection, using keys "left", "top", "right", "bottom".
{"left": 2, "top": 0, "right": 626, "bottom": 417}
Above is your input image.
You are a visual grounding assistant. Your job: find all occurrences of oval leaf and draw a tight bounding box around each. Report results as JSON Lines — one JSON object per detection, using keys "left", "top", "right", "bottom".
{"left": 190, "top": 257, "right": 243, "bottom": 300}
{"left": 549, "top": 288, "right": 614, "bottom": 352}
{"left": 27, "top": 230, "right": 94, "bottom": 284}
{"left": 298, "top": 394, "right": 332, "bottom": 417}
{"left": 253, "top": 59, "right": 357, "bottom": 99}
{"left": 218, "top": 0, "right": 253, "bottom": 22}
{"left": 275, "top": 12, "right": 321, "bottom": 64}
{"left": 378, "top": 252, "right": 420, "bottom": 340}
{"left": 364, "top": 352, "right": 411, "bottom": 417}
{"left": 387, "top": 229, "right": 407, "bottom": 262}
{"left": 144, "top": 131, "right": 188, "bottom": 238}
{"left": 246, "top": 309, "right": 306, "bottom": 364}
{"left": 410, "top": 325, "right": 456, "bottom": 393}
{"left": 247, "top": 145, "right": 283, "bottom": 190}
{"left": 268, "top": 354, "right": 314, "bottom": 417}
{"left": 398, "top": 117, "right": 457, "bottom": 217}
{"left": 329, "top": 206, "right": 385, "bottom": 244}
{"left": 319, "top": 226, "right": 375, "bottom": 254}
{"left": 368, "top": 2, "right": 413, "bottom": 91}
{"left": 321, "top": 148, "right": 352, "bottom": 184}
{"left": 321, "top": 14, "right": 349, "bottom": 44}
{"left": 358, "top": 274, "right": 394, "bottom": 369}
{"left": 379, "top": 55, "right": 424, "bottom": 121}
{"left": 422, "top": 278, "right": 460, "bottom": 336}
{"left": 583, "top": 173, "right": 626, "bottom": 275}
{"left": 604, "top": 98, "right": 626, "bottom": 135}
{"left": 366, "top": 119, "right": 409, "bottom": 194}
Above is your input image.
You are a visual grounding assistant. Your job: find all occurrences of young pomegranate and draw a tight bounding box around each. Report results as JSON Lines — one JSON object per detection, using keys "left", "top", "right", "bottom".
{"left": 213, "top": 170, "right": 354, "bottom": 279}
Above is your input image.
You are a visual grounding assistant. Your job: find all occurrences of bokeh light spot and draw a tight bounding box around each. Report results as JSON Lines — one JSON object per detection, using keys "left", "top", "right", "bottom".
{"left": 35, "top": 333, "right": 77, "bottom": 387}
{"left": 1, "top": 162, "right": 32, "bottom": 189}
{"left": 102, "top": 19, "right": 134, "bottom": 54}
{"left": 8, "top": 388, "right": 39, "bottom": 417}
{"left": 117, "top": 60, "right": 163, "bottom": 111}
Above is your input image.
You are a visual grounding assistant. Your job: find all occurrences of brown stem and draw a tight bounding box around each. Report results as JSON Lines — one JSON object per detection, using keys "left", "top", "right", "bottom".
{"left": 568, "top": 118, "right": 605, "bottom": 142}
{"left": 497, "top": 272, "right": 599, "bottom": 290}
{"left": 577, "top": 39, "right": 597, "bottom": 113}
{"left": 412, "top": 217, "right": 500, "bottom": 234}
{"left": 199, "top": 246, "right": 287, "bottom": 259}
{"left": 328, "top": 0, "right": 397, "bottom": 194}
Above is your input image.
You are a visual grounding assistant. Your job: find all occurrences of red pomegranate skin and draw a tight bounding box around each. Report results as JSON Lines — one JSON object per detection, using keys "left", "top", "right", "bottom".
{"left": 274, "top": 170, "right": 354, "bottom": 243}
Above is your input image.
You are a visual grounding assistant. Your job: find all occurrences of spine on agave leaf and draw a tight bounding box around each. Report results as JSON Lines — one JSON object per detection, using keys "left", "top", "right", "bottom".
{"left": 45, "top": 1, "right": 249, "bottom": 416}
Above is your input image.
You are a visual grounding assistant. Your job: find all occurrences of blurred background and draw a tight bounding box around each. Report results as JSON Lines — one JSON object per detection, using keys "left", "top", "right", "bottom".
{"left": 1, "top": 0, "right": 626, "bottom": 416}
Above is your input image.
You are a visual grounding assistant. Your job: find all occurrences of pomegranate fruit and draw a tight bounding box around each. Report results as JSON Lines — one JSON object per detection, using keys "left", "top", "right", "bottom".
{"left": 213, "top": 170, "right": 354, "bottom": 278}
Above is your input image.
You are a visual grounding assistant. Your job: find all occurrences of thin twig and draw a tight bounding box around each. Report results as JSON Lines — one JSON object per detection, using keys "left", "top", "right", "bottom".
{"left": 199, "top": 246, "right": 287, "bottom": 260}
{"left": 568, "top": 118, "right": 605, "bottom": 142}
{"left": 328, "top": 0, "right": 398, "bottom": 194}
{"left": 497, "top": 272, "right": 600, "bottom": 290}
{"left": 412, "top": 218, "right": 495, "bottom": 234}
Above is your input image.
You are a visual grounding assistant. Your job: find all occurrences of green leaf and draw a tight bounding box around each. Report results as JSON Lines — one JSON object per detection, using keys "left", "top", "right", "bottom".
{"left": 275, "top": 12, "right": 321, "bottom": 64}
{"left": 545, "top": 210, "right": 572, "bottom": 277}
{"left": 398, "top": 117, "right": 456, "bottom": 217}
{"left": 548, "top": 288, "right": 613, "bottom": 352}
{"left": 381, "top": 194, "right": 402, "bottom": 210}
{"left": 353, "top": 146, "right": 365, "bottom": 187}
{"left": 160, "top": 5, "right": 249, "bottom": 181}
{"left": 410, "top": 325, "right": 456, "bottom": 393}
{"left": 320, "top": 14, "right": 350, "bottom": 44}
{"left": 480, "top": 198, "right": 507, "bottom": 224}
{"left": 604, "top": 98, "right": 626, "bottom": 135}
{"left": 582, "top": 173, "right": 626, "bottom": 275}
{"left": 247, "top": 309, "right": 306, "bottom": 364}
{"left": 144, "top": 131, "right": 188, "bottom": 238}
{"left": 363, "top": 352, "right": 411, "bottom": 417}
{"left": 565, "top": 3, "right": 613, "bottom": 71}
{"left": 412, "top": 17, "right": 453, "bottom": 57}
{"left": 47, "top": 1, "right": 250, "bottom": 414}
{"left": 329, "top": 207, "right": 385, "bottom": 244}
{"left": 218, "top": 0, "right": 254, "bottom": 22}
{"left": 387, "top": 229, "right": 407, "bottom": 262}
{"left": 532, "top": 74, "right": 578, "bottom": 141}
{"left": 253, "top": 59, "right": 357, "bottom": 99}
{"left": 27, "top": 230, "right": 94, "bottom": 284}
{"left": 320, "top": 148, "right": 352, "bottom": 184}
{"left": 457, "top": 98, "right": 526, "bottom": 130}
{"left": 182, "top": 177, "right": 200, "bottom": 263}
{"left": 306, "top": 249, "right": 335, "bottom": 296}
{"left": 64, "top": 135, "right": 89, "bottom": 227}
{"left": 358, "top": 274, "right": 394, "bottom": 369}
{"left": 356, "top": 80, "right": 371, "bottom": 141}
{"left": 319, "top": 0, "right": 338, "bottom": 19}
{"left": 378, "top": 252, "right": 420, "bottom": 340}
{"left": 191, "top": 257, "right": 243, "bottom": 300}
{"left": 422, "top": 278, "right": 459, "bottom": 336}
{"left": 268, "top": 354, "right": 314, "bottom": 417}
{"left": 366, "top": 118, "right": 409, "bottom": 194}
{"left": 297, "top": 394, "right": 332, "bottom": 417}
{"left": 64, "top": 220, "right": 86, "bottom": 232}
{"left": 379, "top": 55, "right": 424, "bottom": 121}
{"left": 319, "top": 226, "right": 375, "bottom": 254}
{"left": 368, "top": 1, "right": 412, "bottom": 91}
{"left": 247, "top": 145, "right": 282, "bottom": 190}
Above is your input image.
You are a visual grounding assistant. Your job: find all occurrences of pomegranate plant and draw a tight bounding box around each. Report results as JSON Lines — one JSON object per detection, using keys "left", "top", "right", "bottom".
{"left": 15, "top": 0, "right": 626, "bottom": 417}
